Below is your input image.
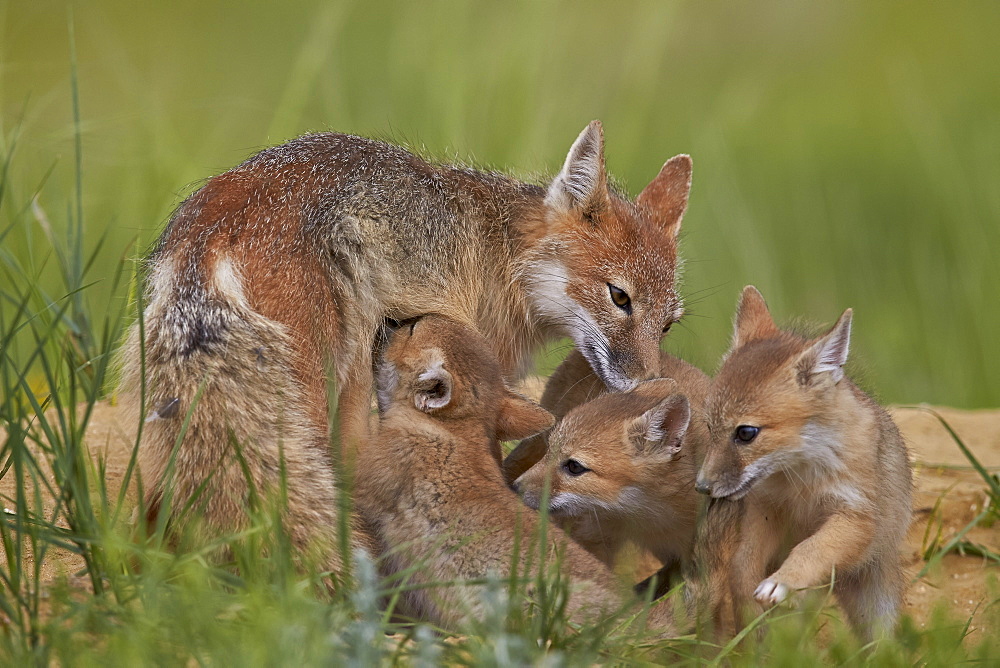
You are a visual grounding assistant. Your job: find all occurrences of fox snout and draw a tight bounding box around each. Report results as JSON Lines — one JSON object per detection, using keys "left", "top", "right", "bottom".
{"left": 694, "top": 467, "right": 752, "bottom": 499}
{"left": 614, "top": 350, "right": 661, "bottom": 385}
{"left": 693, "top": 474, "right": 738, "bottom": 499}
{"left": 519, "top": 489, "right": 541, "bottom": 511}
{"left": 514, "top": 481, "right": 542, "bottom": 510}
{"left": 512, "top": 470, "right": 547, "bottom": 511}
{"left": 694, "top": 439, "right": 748, "bottom": 498}
{"left": 593, "top": 344, "right": 662, "bottom": 392}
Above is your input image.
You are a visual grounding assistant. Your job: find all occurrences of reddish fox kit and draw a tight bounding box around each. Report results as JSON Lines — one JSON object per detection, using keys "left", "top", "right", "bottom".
{"left": 355, "top": 315, "right": 653, "bottom": 628}
{"left": 119, "top": 121, "right": 693, "bottom": 568}
{"left": 512, "top": 371, "right": 707, "bottom": 575}
{"left": 695, "top": 286, "right": 912, "bottom": 639}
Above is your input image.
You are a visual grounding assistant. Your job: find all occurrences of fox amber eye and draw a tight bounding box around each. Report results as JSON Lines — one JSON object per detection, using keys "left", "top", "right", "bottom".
{"left": 563, "top": 459, "right": 590, "bottom": 476}
{"left": 734, "top": 425, "right": 760, "bottom": 444}
{"left": 607, "top": 284, "right": 632, "bottom": 314}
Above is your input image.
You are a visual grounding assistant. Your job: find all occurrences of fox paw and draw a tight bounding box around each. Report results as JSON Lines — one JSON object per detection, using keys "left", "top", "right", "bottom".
{"left": 754, "top": 579, "right": 790, "bottom": 606}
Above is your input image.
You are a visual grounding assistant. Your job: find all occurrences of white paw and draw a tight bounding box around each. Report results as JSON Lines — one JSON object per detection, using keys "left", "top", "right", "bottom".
{"left": 754, "top": 578, "right": 790, "bottom": 606}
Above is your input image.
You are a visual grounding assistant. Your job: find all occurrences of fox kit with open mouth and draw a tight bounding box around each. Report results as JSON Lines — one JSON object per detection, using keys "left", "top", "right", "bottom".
{"left": 695, "top": 286, "right": 912, "bottom": 640}
{"left": 120, "top": 121, "right": 693, "bottom": 571}
{"left": 356, "top": 315, "right": 670, "bottom": 629}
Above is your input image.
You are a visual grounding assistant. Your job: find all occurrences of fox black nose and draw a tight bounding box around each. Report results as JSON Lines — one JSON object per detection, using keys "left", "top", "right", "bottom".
{"left": 694, "top": 479, "right": 712, "bottom": 495}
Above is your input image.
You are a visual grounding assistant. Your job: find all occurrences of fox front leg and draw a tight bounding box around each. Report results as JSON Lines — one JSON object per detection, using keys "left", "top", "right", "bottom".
{"left": 754, "top": 510, "right": 876, "bottom": 607}
{"left": 754, "top": 578, "right": 790, "bottom": 605}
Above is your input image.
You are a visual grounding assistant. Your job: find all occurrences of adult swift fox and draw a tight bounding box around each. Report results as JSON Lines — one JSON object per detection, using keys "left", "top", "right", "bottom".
{"left": 355, "top": 315, "right": 671, "bottom": 630}
{"left": 694, "top": 286, "right": 912, "bottom": 639}
{"left": 119, "top": 121, "right": 692, "bottom": 571}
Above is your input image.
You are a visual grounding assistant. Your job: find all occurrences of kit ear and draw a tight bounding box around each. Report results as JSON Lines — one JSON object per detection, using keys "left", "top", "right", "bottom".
{"left": 636, "top": 154, "right": 692, "bottom": 238}
{"left": 497, "top": 391, "right": 555, "bottom": 441}
{"left": 630, "top": 394, "right": 690, "bottom": 460}
{"left": 413, "top": 363, "right": 453, "bottom": 412}
{"left": 545, "top": 120, "right": 610, "bottom": 218}
{"left": 798, "top": 309, "right": 852, "bottom": 385}
{"left": 730, "top": 285, "right": 779, "bottom": 351}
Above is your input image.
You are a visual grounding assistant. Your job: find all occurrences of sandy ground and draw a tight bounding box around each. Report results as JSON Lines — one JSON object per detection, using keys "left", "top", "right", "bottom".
{"left": 2, "top": 400, "right": 998, "bottom": 637}
{"left": 890, "top": 405, "right": 1000, "bottom": 635}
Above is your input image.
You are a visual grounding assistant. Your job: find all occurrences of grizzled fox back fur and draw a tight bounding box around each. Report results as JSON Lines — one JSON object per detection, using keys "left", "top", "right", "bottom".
{"left": 119, "top": 271, "right": 353, "bottom": 563}
{"left": 121, "top": 121, "right": 693, "bottom": 572}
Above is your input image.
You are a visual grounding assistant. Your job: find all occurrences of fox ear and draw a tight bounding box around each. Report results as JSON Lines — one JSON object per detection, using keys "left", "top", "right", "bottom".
{"left": 798, "top": 309, "right": 852, "bottom": 385}
{"left": 631, "top": 394, "right": 690, "bottom": 459}
{"left": 636, "top": 154, "right": 692, "bottom": 238}
{"left": 413, "top": 360, "right": 453, "bottom": 412}
{"left": 545, "top": 120, "right": 610, "bottom": 217}
{"left": 731, "top": 285, "right": 779, "bottom": 350}
{"left": 497, "top": 391, "right": 555, "bottom": 441}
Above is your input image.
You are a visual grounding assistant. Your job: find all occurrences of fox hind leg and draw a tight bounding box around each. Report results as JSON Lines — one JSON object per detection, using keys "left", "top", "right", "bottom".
{"left": 834, "top": 559, "right": 904, "bottom": 641}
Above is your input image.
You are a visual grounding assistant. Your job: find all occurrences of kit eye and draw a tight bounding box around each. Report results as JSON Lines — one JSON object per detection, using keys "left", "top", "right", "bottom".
{"left": 607, "top": 284, "right": 632, "bottom": 314}
{"left": 563, "top": 459, "right": 590, "bottom": 476}
{"left": 662, "top": 323, "right": 672, "bottom": 335}
{"left": 734, "top": 425, "right": 760, "bottom": 444}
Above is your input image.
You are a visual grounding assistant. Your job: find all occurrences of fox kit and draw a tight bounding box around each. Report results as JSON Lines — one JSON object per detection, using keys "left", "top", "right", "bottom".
{"left": 695, "top": 286, "right": 912, "bottom": 639}
{"left": 356, "top": 315, "right": 653, "bottom": 628}
{"left": 513, "top": 375, "right": 706, "bottom": 578}
{"left": 503, "top": 348, "right": 710, "bottom": 485}
{"left": 120, "top": 121, "right": 693, "bottom": 568}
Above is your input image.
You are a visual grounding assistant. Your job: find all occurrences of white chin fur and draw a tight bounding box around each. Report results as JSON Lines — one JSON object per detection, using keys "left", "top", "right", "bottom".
{"left": 713, "top": 460, "right": 770, "bottom": 500}
{"left": 549, "top": 491, "right": 618, "bottom": 516}
{"left": 600, "top": 369, "right": 637, "bottom": 393}
{"left": 577, "top": 340, "right": 635, "bottom": 392}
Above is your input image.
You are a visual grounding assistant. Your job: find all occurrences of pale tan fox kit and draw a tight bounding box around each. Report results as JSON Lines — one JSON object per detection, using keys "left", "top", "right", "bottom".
{"left": 503, "top": 348, "right": 710, "bottom": 485}
{"left": 695, "top": 286, "right": 912, "bottom": 640}
{"left": 120, "top": 121, "right": 693, "bottom": 568}
{"left": 513, "top": 373, "right": 706, "bottom": 577}
{"left": 356, "top": 315, "right": 665, "bottom": 629}
{"left": 503, "top": 348, "right": 710, "bottom": 582}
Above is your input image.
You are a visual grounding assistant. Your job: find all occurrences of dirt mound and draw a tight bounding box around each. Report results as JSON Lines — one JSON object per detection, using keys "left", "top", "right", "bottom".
{"left": 2, "top": 401, "right": 998, "bottom": 635}
{"left": 891, "top": 406, "right": 1000, "bottom": 635}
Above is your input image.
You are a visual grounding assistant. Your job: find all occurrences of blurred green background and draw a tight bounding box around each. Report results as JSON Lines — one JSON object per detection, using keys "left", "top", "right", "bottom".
{"left": 1, "top": 0, "right": 997, "bottom": 407}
